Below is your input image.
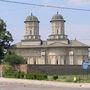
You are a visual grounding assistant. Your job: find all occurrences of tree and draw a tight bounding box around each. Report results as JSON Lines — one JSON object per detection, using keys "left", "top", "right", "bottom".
{"left": 4, "top": 52, "right": 27, "bottom": 65}
{"left": 0, "top": 18, "right": 13, "bottom": 63}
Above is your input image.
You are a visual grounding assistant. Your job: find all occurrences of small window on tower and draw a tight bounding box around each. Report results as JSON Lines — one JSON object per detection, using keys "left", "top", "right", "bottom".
{"left": 57, "top": 29, "right": 58, "bottom": 34}
{"left": 30, "top": 30, "right": 32, "bottom": 35}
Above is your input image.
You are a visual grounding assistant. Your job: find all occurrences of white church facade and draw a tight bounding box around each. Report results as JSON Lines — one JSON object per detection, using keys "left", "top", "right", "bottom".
{"left": 11, "top": 12, "right": 89, "bottom": 65}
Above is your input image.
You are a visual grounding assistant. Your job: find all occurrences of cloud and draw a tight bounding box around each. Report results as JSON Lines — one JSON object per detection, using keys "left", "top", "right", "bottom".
{"left": 69, "top": 0, "right": 90, "bottom": 5}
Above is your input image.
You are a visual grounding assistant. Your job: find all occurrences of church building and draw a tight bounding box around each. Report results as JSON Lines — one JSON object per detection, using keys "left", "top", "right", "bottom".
{"left": 11, "top": 12, "right": 89, "bottom": 65}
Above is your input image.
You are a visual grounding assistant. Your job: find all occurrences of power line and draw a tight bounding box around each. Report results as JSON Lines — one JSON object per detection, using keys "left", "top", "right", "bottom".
{"left": 0, "top": 0, "right": 90, "bottom": 11}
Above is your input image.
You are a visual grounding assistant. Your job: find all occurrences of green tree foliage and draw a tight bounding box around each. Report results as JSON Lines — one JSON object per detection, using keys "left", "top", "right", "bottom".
{"left": 4, "top": 52, "right": 27, "bottom": 65}
{"left": 0, "top": 18, "right": 13, "bottom": 63}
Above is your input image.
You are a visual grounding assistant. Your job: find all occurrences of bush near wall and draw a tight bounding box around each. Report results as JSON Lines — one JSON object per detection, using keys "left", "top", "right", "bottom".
{"left": 3, "top": 64, "right": 14, "bottom": 78}
{"left": 3, "top": 66, "right": 47, "bottom": 80}
{"left": 26, "top": 73, "right": 36, "bottom": 79}
{"left": 53, "top": 75, "right": 58, "bottom": 80}
{"left": 26, "top": 73, "right": 47, "bottom": 80}
{"left": 14, "top": 71, "right": 25, "bottom": 79}
{"left": 35, "top": 73, "right": 47, "bottom": 80}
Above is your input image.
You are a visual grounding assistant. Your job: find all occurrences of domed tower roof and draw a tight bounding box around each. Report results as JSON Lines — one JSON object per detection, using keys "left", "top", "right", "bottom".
{"left": 0, "top": 18, "right": 6, "bottom": 26}
{"left": 24, "top": 13, "right": 40, "bottom": 23}
{"left": 50, "top": 12, "right": 65, "bottom": 22}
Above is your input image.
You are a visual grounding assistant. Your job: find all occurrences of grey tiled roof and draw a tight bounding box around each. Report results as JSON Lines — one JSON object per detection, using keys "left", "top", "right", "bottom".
{"left": 11, "top": 39, "right": 89, "bottom": 48}
{"left": 70, "top": 40, "right": 88, "bottom": 46}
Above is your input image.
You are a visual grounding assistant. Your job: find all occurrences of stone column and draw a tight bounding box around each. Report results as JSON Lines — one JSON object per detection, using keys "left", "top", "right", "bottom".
{"left": 60, "top": 56, "right": 64, "bottom": 65}
{"left": 58, "top": 56, "right": 61, "bottom": 64}
{"left": 41, "top": 52, "right": 46, "bottom": 64}
{"left": 27, "top": 57, "right": 30, "bottom": 64}
{"left": 30, "top": 57, "right": 34, "bottom": 64}
{"left": 51, "top": 56, "right": 56, "bottom": 64}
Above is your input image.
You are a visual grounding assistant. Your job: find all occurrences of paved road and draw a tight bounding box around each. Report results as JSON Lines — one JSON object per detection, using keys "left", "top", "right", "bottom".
{"left": 0, "top": 82, "right": 90, "bottom": 90}
{"left": 0, "top": 78, "right": 90, "bottom": 90}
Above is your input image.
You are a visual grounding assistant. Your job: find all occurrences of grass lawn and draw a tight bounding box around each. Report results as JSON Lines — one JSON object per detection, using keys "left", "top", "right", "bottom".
{"left": 48, "top": 74, "right": 90, "bottom": 83}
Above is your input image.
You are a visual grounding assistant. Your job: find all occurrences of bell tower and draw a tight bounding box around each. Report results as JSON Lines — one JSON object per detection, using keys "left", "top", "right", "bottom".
{"left": 48, "top": 12, "right": 69, "bottom": 44}
{"left": 24, "top": 13, "right": 40, "bottom": 40}
{"left": 21, "top": 13, "right": 41, "bottom": 46}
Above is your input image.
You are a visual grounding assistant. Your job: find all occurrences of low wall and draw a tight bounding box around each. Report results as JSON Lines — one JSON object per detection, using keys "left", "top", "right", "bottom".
{"left": 0, "top": 64, "right": 27, "bottom": 74}
{"left": 19, "top": 64, "right": 27, "bottom": 73}
{"left": 27, "top": 65, "right": 90, "bottom": 75}
{"left": 0, "top": 64, "right": 90, "bottom": 75}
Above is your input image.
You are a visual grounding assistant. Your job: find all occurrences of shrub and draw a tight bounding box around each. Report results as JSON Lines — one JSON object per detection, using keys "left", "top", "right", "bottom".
{"left": 3, "top": 64, "right": 14, "bottom": 78}
{"left": 53, "top": 75, "right": 58, "bottom": 80}
{"left": 26, "top": 73, "right": 47, "bottom": 80}
{"left": 3, "top": 65, "right": 26, "bottom": 79}
{"left": 36, "top": 74, "right": 47, "bottom": 80}
{"left": 19, "top": 72, "right": 25, "bottom": 79}
{"left": 4, "top": 52, "right": 27, "bottom": 65}
{"left": 3, "top": 65, "right": 47, "bottom": 80}
{"left": 14, "top": 71, "right": 20, "bottom": 78}
{"left": 14, "top": 71, "right": 25, "bottom": 79}
{"left": 26, "top": 73, "right": 36, "bottom": 79}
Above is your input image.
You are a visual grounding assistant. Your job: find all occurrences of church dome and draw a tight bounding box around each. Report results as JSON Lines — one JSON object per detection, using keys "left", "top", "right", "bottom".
{"left": 50, "top": 12, "right": 65, "bottom": 22}
{"left": 25, "top": 13, "right": 39, "bottom": 23}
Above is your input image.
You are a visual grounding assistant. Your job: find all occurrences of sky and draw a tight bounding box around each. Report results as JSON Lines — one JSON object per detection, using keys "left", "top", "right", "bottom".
{"left": 0, "top": 0, "right": 90, "bottom": 45}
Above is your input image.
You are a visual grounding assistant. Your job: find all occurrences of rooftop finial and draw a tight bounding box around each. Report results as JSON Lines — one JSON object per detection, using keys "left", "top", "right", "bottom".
{"left": 31, "top": 13, "right": 33, "bottom": 16}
